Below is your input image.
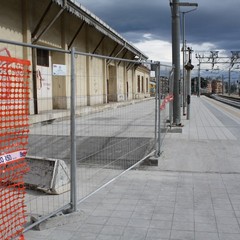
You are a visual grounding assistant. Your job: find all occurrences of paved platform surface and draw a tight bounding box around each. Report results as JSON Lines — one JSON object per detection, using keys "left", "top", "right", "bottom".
{"left": 25, "top": 96, "right": 240, "bottom": 240}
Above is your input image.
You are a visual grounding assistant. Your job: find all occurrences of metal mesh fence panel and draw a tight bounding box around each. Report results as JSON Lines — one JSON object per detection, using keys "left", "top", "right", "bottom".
{"left": 0, "top": 41, "right": 173, "bottom": 232}
{"left": 0, "top": 55, "right": 30, "bottom": 240}
{"left": 74, "top": 96, "right": 156, "bottom": 202}
{"left": 26, "top": 50, "right": 72, "bottom": 219}
{"left": 159, "top": 64, "right": 174, "bottom": 144}
{"left": 25, "top": 52, "right": 157, "bottom": 218}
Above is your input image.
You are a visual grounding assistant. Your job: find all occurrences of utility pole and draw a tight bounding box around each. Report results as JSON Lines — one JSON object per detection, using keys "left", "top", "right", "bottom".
{"left": 198, "top": 61, "right": 201, "bottom": 96}
{"left": 170, "top": 0, "right": 181, "bottom": 125}
{"left": 222, "top": 74, "right": 224, "bottom": 94}
{"left": 185, "top": 47, "right": 194, "bottom": 120}
{"left": 170, "top": 1, "right": 198, "bottom": 124}
{"left": 181, "top": 11, "right": 186, "bottom": 115}
{"left": 181, "top": 7, "right": 198, "bottom": 102}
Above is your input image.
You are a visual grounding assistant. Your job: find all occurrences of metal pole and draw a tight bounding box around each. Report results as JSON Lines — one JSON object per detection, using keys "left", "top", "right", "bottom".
{"left": 70, "top": 47, "right": 77, "bottom": 212}
{"left": 185, "top": 48, "right": 194, "bottom": 120}
{"left": 186, "top": 68, "right": 191, "bottom": 120}
{"left": 228, "top": 68, "right": 231, "bottom": 96}
{"left": 157, "top": 63, "right": 161, "bottom": 156}
{"left": 198, "top": 62, "right": 201, "bottom": 96}
{"left": 182, "top": 13, "right": 186, "bottom": 115}
{"left": 32, "top": 48, "right": 39, "bottom": 114}
{"left": 169, "top": 67, "right": 174, "bottom": 125}
{"left": 154, "top": 71, "right": 158, "bottom": 156}
{"left": 222, "top": 74, "right": 224, "bottom": 94}
{"left": 154, "top": 62, "right": 161, "bottom": 157}
{"left": 180, "top": 5, "right": 198, "bottom": 106}
{"left": 171, "top": 0, "right": 181, "bottom": 125}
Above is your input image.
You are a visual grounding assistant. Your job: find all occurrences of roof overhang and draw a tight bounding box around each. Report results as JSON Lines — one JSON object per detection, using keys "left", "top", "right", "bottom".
{"left": 52, "top": 0, "right": 148, "bottom": 60}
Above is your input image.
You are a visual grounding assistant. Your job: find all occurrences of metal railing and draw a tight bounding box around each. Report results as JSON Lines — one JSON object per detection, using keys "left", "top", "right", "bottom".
{"left": 0, "top": 39, "right": 173, "bottom": 233}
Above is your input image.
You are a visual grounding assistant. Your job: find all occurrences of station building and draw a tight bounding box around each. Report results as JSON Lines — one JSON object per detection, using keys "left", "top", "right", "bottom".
{"left": 0, "top": 0, "right": 150, "bottom": 115}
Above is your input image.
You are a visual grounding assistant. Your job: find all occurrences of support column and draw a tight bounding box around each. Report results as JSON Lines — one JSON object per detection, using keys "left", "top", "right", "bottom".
{"left": 185, "top": 48, "right": 194, "bottom": 120}
{"left": 171, "top": 0, "right": 181, "bottom": 125}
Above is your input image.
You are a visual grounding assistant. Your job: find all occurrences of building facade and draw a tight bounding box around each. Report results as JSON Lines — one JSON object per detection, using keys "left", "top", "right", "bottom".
{"left": 212, "top": 80, "right": 223, "bottom": 94}
{"left": 0, "top": 0, "right": 150, "bottom": 115}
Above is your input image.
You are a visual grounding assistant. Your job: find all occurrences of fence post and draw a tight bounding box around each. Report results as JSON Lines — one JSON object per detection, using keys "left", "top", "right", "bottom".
{"left": 154, "top": 62, "right": 161, "bottom": 157}
{"left": 185, "top": 48, "right": 194, "bottom": 120}
{"left": 169, "top": 66, "right": 174, "bottom": 126}
{"left": 70, "top": 47, "right": 77, "bottom": 212}
{"left": 154, "top": 71, "right": 158, "bottom": 154}
{"left": 152, "top": 62, "right": 161, "bottom": 157}
{"left": 157, "top": 63, "right": 161, "bottom": 156}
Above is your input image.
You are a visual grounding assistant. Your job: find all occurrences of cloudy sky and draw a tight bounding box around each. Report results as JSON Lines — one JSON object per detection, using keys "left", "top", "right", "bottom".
{"left": 78, "top": 0, "right": 240, "bottom": 77}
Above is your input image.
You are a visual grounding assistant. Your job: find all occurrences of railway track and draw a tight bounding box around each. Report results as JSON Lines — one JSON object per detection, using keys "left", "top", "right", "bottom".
{"left": 210, "top": 94, "right": 240, "bottom": 109}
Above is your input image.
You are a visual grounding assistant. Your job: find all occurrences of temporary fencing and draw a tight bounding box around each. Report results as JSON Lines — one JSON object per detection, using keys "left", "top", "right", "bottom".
{"left": 0, "top": 55, "right": 30, "bottom": 240}
{"left": 0, "top": 40, "right": 173, "bottom": 234}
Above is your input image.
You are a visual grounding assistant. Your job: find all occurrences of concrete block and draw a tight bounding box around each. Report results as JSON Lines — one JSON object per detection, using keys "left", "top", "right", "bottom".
{"left": 31, "top": 210, "right": 86, "bottom": 230}
{"left": 168, "top": 127, "right": 183, "bottom": 133}
{"left": 25, "top": 156, "right": 70, "bottom": 194}
{"left": 142, "top": 156, "right": 159, "bottom": 166}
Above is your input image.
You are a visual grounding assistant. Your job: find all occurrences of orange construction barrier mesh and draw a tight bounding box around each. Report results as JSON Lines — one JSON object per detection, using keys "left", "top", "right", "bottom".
{"left": 0, "top": 55, "right": 31, "bottom": 240}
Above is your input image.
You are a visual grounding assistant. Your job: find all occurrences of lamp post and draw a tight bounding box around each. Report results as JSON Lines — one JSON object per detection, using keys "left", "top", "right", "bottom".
{"left": 198, "top": 62, "right": 200, "bottom": 96}
{"left": 181, "top": 4, "right": 198, "bottom": 114}
{"left": 228, "top": 67, "right": 232, "bottom": 96}
{"left": 185, "top": 47, "right": 194, "bottom": 120}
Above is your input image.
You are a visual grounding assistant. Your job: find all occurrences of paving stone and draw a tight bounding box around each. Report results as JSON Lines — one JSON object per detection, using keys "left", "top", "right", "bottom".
{"left": 149, "top": 220, "right": 172, "bottom": 230}
{"left": 146, "top": 228, "right": 171, "bottom": 239}
{"left": 195, "top": 222, "right": 218, "bottom": 232}
{"left": 71, "top": 232, "right": 98, "bottom": 240}
{"left": 106, "top": 217, "right": 129, "bottom": 226}
{"left": 100, "top": 225, "right": 125, "bottom": 236}
{"left": 217, "top": 223, "right": 240, "bottom": 234}
{"left": 195, "top": 232, "right": 220, "bottom": 240}
{"left": 170, "top": 230, "right": 194, "bottom": 240}
{"left": 97, "top": 234, "right": 121, "bottom": 240}
{"left": 172, "top": 221, "right": 194, "bottom": 231}
{"left": 121, "top": 227, "right": 148, "bottom": 240}
{"left": 127, "top": 218, "right": 151, "bottom": 228}
{"left": 79, "top": 224, "right": 104, "bottom": 234}
{"left": 219, "top": 233, "right": 240, "bottom": 240}
{"left": 111, "top": 210, "right": 133, "bottom": 219}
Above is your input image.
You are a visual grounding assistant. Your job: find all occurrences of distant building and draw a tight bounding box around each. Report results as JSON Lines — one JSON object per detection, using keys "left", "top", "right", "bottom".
{"left": 149, "top": 76, "right": 169, "bottom": 98}
{"left": 206, "top": 81, "right": 212, "bottom": 94}
{"left": 135, "top": 65, "right": 150, "bottom": 99}
{"left": 149, "top": 80, "right": 156, "bottom": 97}
{"left": 212, "top": 80, "right": 223, "bottom": 94}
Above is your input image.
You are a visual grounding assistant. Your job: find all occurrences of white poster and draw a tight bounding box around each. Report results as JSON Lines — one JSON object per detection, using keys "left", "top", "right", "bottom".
{"left": 53, "top": 64, "right": 67, "bottom": 76}
{"left": 36, "top": 66, "right": 52, "bottom": 98}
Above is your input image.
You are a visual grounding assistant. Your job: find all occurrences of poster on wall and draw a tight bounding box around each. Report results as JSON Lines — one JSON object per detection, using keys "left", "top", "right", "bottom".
{"left": 36, "top": 66, "right": 52, "bottom": 98}
{"left": 52, "top": 64, "right": 67, "bottom": 76}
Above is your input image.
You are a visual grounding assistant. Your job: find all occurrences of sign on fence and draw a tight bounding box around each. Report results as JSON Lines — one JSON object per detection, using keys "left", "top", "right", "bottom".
{"left": 0, "top": 55, "right": 30, "bottom": 240}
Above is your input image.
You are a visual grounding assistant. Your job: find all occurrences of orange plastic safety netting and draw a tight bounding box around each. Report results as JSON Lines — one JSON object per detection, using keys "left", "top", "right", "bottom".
{"left": 0, "top": 55, "right": 31, "bottom": 240}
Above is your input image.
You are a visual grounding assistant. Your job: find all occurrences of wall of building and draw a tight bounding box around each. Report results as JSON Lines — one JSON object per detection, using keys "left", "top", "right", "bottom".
{"left": 0, "top": 0, "right": 150, "bottom": 115}
{"left": 135, "top": 66, "right": 150, "bottom": 99}
{"left": 212, "top": 80, "right": 223, "bottom": 94}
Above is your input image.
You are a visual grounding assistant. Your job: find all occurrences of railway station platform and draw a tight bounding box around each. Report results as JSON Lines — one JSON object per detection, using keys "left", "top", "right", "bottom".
{"left": 25, "top": 95, "right": 240, "bottom": 240}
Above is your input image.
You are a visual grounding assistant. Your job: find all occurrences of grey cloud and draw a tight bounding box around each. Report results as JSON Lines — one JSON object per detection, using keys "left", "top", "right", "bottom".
{"left": 79, "top": 0, "right": 240, "bottom": 53}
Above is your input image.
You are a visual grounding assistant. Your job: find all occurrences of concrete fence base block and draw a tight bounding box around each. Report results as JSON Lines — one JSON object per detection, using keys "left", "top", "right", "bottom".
{"left": 142, "top": 156, "right": 159, "bottom": 166}
{"left": 25, "top": 156, "right": 70, "bottom": 194}
{"left": 31, "top": 210, "right": 87, "bottom": 231}
{"left": 168, "top": 127, "right": 183, "bottom": 133}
